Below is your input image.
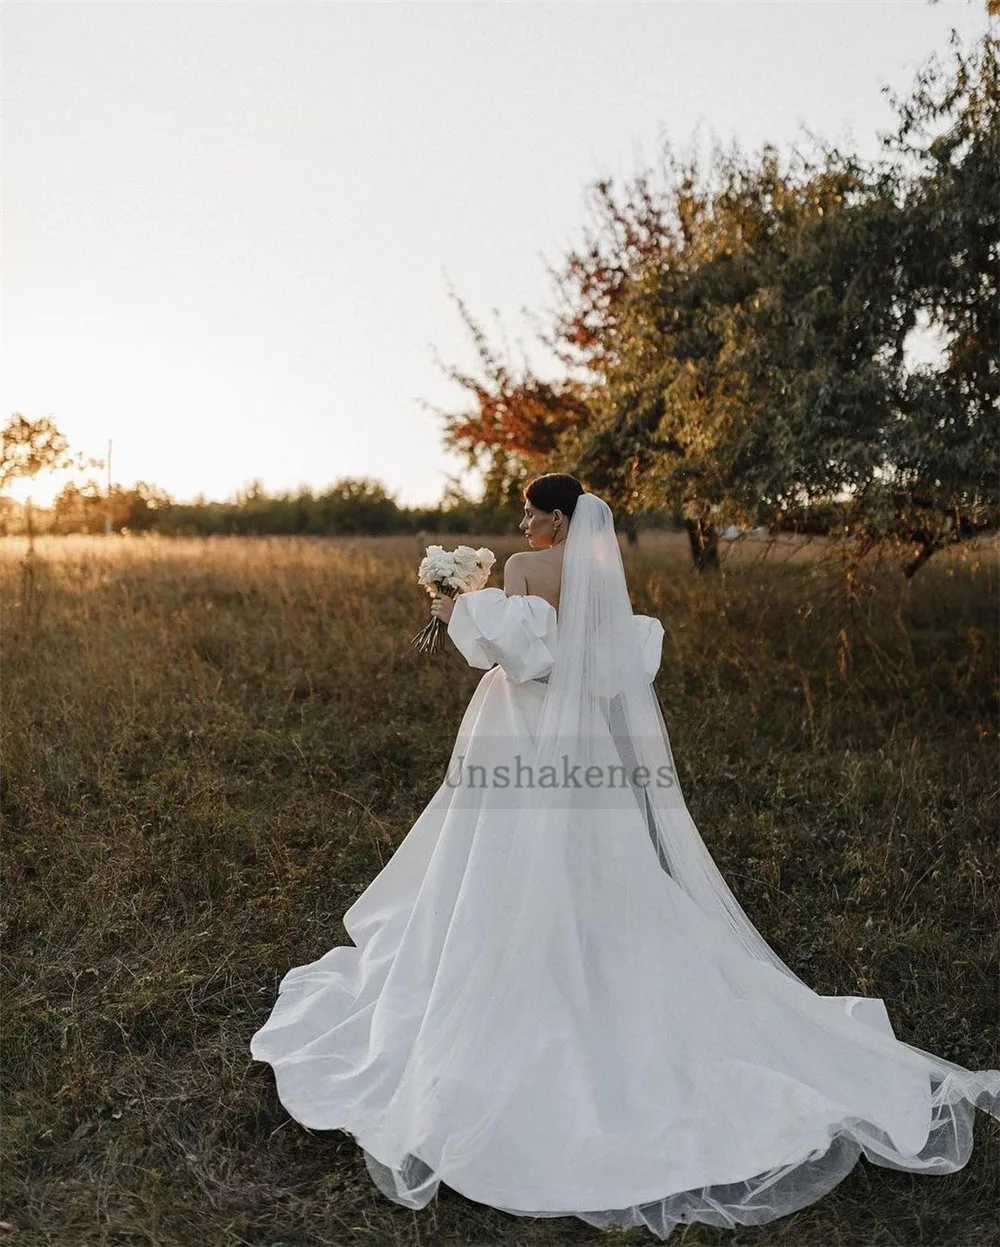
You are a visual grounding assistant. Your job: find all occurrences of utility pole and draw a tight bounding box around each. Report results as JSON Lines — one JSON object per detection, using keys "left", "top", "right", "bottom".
{"left": 104, "top": 438, "right": 112, "bottom": 536}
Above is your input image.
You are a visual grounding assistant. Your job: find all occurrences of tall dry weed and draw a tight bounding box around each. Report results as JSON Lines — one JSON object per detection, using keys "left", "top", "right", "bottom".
{"left": 1, "top": 532, "right": 997, "bottom": 1245}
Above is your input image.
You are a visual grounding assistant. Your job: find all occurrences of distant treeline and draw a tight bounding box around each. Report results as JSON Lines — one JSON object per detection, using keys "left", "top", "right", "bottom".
{"left": 0, "top": 476, "right": 676, "bottom": 538}
{"left": 0, "top": 474, "right": 858, "bottom": 543}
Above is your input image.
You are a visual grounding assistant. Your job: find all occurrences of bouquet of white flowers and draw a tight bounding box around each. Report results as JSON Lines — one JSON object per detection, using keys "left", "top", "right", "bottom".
{"left": 411, "top": 544, "right": 496, "bottom": 654}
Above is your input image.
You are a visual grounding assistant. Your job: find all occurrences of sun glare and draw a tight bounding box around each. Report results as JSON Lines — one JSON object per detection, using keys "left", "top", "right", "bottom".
{"left": 3, "top": 469, "right": 78, "bottom": 508}
{"left": 2, "top": 327, "right": 243, "bottom": 507}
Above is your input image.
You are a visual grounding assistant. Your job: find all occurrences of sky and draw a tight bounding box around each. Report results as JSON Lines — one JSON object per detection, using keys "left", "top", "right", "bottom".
{"left": 2, "top": 1, "right": 992, "bottom": 508}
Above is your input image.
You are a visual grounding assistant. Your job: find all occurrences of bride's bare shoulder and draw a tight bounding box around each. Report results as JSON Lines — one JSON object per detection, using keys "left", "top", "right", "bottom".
{"left": 503, "top": 551, "right": 530, "bottom": 593}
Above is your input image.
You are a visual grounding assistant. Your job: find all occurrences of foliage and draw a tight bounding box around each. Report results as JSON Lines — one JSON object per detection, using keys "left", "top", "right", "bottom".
{"left": 866, "top": 25, "right": 1000, "bottom": 575}
{"left": 0, "top": 413, "right": 84, "bottom": 492}
{"left": 147, "top": 477, "right": 509, "bottom": 538}
{"left": 435, "top": 22, "right": 1000, "bottom": 578}
{"left": 428, "top": 290, "right": 599, "bottom": 509}
{"left": 5, "top": 476, "right": 619, "bottom": 539}
{"left": 48, "top": 479, "right": 173, "bottom": 534}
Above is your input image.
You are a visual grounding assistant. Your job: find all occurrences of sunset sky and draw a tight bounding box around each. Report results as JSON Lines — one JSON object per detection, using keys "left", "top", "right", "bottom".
{"left": 3, "top": 1, "right": 991, "bottom": 508}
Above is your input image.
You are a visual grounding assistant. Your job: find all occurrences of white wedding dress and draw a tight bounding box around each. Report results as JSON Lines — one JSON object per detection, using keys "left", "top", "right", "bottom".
{"left": 251, "top": 496, "right": 999, "bottom": 1239}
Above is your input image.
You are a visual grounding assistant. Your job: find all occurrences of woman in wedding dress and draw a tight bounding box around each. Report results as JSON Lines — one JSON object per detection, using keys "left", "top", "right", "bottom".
{"left": 251, "top": 474, "right": 999, "bottom": 1239}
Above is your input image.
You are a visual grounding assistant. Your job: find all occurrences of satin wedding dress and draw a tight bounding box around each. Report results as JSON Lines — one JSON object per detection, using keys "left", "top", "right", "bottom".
{"left": 251, "top": 493, "right": 999, "bottom": 1239}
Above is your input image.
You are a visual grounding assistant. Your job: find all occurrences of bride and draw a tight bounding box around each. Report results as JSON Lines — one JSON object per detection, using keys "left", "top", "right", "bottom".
{"left": 251, "top": 473, "right": 999, "bottom": 1239}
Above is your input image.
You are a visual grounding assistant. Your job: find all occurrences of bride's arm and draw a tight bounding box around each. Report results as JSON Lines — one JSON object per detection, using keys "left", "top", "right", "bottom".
{"left": 445, "top": 584, "right": 555, "bottom": 681}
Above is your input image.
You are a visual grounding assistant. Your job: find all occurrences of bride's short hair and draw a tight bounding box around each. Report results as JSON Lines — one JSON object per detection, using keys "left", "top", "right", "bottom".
{"left": 523, "top": 473, "right": 584, "bottom": 518}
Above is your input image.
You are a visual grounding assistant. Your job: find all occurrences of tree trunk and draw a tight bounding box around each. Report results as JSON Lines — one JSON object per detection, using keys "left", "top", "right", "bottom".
{"left": 685, "top": 517, "right": 719, "bottom": 574}
{"left": 901, "top": 539, "right": 940, "bottom": 580}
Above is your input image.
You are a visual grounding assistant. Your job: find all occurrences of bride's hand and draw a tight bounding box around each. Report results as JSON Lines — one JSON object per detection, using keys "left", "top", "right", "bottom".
{"left": 430, "top": 593, "right": 455, "bottom": 624}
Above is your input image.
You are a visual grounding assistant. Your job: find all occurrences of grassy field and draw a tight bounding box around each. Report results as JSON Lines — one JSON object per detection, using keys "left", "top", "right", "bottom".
{"left": 2, "top": 530, "right": 998, "bottom": 1247}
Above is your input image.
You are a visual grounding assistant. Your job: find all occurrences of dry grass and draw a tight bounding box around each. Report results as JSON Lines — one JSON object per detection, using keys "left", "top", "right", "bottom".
{"left": 2, "top": 531, "right": 998, "bottom": 1247}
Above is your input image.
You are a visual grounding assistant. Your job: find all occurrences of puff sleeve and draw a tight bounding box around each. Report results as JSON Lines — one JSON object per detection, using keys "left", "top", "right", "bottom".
{"left": 633, "top": 614, "right": 665, "bottom": 682}
{"left": 447, "top": 588, "right": 558, "bottom": 684}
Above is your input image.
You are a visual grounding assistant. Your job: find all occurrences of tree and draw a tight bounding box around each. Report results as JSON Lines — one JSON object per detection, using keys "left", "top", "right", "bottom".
{"left": 0, "top": 414, "right": 83, "bottom": 492}
{"left": 871, "top": 25, "right": 1000, "bottom": 575}
{"left": 430, "top": 292, "right": 597, "bottom": 510}
{"left": 49, "top": 480, "right": 173, "bottom": 534}
{"left": 687, "top": 150, "right": 915, "bottom": 532}
{"left": 313, "top": 477, "right": 402, "bottom": 534}
{"left": 432, "top": 20, "right": 999, "bottom": 577}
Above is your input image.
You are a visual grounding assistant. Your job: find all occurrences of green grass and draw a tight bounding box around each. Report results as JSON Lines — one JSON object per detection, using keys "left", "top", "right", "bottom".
{"left": 2, "top": 531, "right": 998, "bottom": 1246}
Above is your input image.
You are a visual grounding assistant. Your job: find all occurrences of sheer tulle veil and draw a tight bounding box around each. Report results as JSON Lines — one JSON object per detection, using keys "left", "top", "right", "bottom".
{"left": 537, "top": 490, "right": 813, "bottom": 981}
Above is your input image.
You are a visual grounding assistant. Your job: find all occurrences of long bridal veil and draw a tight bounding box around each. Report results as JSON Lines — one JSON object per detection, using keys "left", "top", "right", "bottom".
{"left": 362, "top": 491, "right": 998, "bottom": 1234}
{"left": 536, "top": 491, "right": 813, "bottom": 981}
